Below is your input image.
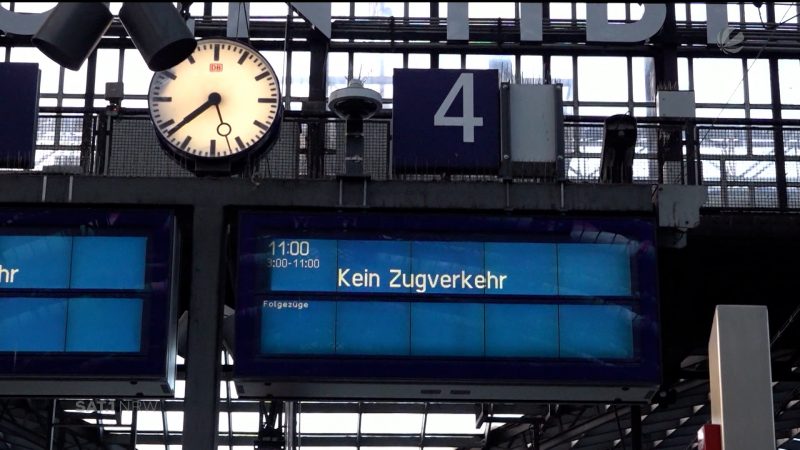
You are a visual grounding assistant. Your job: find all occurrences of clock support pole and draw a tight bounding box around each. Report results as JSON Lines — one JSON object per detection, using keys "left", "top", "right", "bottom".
{"left": 193, "top": 158, "right": 233, "bottom": 177}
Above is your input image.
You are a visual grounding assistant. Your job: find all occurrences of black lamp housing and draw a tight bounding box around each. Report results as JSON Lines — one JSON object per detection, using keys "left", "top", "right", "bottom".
{"left": 31, "top": 2, "right": 113, "bottom": 71}
{"left": 119, "top": 2, "right": 197, "bottom": 72}
{"left": 33, "top": 2, "right": 197, "bottom": 73}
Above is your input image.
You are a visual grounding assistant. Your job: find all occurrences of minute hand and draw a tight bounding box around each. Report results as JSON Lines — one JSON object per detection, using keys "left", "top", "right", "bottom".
{"left": 167, "top": 92, "right": 221, "bottom": 136}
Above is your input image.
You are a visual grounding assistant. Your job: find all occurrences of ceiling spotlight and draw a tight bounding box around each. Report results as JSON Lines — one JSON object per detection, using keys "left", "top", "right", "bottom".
{"left": 31, "top": 2, "right": 112, "bottom": 71}
{"left": 119, "top": 2, "right": 197, "bottom": 72}
{"left": 328, "top": 79, "right": 383, "bottom": 176}
{"left": 328, "top": 79, "right": 383, "bottom": 121}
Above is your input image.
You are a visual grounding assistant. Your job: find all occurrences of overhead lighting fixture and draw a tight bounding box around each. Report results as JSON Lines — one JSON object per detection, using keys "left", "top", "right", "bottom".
{"left": 119, "top": 2, "right": 197, "bottom": 72}
{"left": 31, "top": 2, "right": 112, "bottom": 71}
{"left": 32, "top": 2, "right": 196, "bottom": 72}
{"left": 328, "top": 79, "right": 383, "bottom": 176}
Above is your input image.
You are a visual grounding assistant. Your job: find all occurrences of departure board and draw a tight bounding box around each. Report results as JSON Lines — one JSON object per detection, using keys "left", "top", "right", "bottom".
{"left": 0, "top": 235, "right": 146, "bottom": 353}
{"left": 0, "top": 209, "right": 177, "bottom": 397}
{"left": 235, "top": 212, "right": 660, "bottom": 402}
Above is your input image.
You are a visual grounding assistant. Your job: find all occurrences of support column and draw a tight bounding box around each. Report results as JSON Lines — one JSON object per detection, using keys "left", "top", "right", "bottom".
{"left": 651, "top": 3, "right": 682, "bottom": 185}
{"left": 708, "top": 305, "right": 775, "bottom": 450}
{"left": 285, "top": 401, "right": 298, "bottom": 450}
{"left": 305, "top": 29, "right": 329, "bottom": 179}
{"left": 344, "top": 116, "right": 364, "bottom": 176}
{"left": 630, "top": 405, "right": 642, "bottom": 450}
{"left": 80, "top": 50, "right": 97, "bottom": 173}
{"left": 182, "top": 207, "right": 225, "bottom": 450}
{"left": 767, "top": 4, "right": 788, "bottom": 210}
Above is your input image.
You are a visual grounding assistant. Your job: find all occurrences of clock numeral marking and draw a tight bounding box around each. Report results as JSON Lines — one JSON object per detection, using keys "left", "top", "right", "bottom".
{"left": 152, "top": 96, "right": 172, "bottom": 102}
{"left": 237, "top": 52, "right": 248, "bottom": 65}
{"left": 253, "top": 120, "right": 270, "bottom": 131}
{"left": 255, "top": 71, "right": 271, "bottom": 81}
{"left": 210, "top": 139, "right": 216, "bottom": 156}
{"left": 258, "top": 97, "right": 277, "bottom": 104}
{"left": 158, "top": 119, "right": 175, "bottom": 129}
{"left": 213, "top": 44, "right": 220, "bottom": 61}
{"left": 187, "top": 55, "right": 195, "bottom": 64}
{"left": 235, "top": 136, "right": 245, "bottom": 150}
{"left": 180, "top": 136, "right": 192, "bottom": 150}
{"left": 162, "top": 71, "right": 177, "bottom": 80}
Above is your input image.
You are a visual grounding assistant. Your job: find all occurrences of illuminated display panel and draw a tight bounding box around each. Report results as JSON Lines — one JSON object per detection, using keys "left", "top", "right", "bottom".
{"left": 235, "top": 212, "right": 660, "bottom": 401}
{"left": 0, "top": 209, "right": 176, "bottom": 394}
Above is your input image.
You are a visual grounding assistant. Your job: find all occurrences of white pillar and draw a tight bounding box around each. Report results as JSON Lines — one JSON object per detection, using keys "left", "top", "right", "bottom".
{"left": 519, "top": 3, "right": 542, "bottom": 42}
{"left": 708, "top": 305, "right": 775, "bottom": 450}
{"left": 447, "top": 3, "right": 469, "bottom": 41}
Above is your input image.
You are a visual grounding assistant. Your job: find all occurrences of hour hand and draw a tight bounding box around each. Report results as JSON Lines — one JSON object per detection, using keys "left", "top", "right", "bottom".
{"left": 167, "top": 92, "right": 221, "bottom": 136}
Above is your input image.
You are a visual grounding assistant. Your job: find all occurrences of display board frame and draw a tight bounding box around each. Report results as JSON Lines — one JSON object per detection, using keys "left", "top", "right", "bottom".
{"left": 234, "top": 210, "right": 661, "bottom": 402}
{"left": 0, "top": 208, "right": 178, "bottom": 397}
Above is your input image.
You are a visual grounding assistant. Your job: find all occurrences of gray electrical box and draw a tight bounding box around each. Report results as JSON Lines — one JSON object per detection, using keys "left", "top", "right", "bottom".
{"left": 506, "top": 84, "right": 563, "bottom": 179}
{"left": 657, "top": 90, "right": 696, "bottom": 118}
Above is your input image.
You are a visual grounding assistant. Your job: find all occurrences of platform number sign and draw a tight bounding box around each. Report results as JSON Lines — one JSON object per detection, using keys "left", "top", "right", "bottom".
{"left": 393, "top": 69, "right": 500, "bottom": 174}
{"left": 434, "top": 73, "right": 484, "bottom": 143}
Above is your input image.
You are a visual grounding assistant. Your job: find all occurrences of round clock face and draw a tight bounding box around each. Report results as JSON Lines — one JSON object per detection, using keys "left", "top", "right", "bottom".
{"left": 147, "top": 38, "right": 282, "bottom": 164}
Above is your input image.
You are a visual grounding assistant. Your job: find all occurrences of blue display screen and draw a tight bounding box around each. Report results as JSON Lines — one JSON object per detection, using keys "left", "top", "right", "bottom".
{"left": 0, "top": 209, "right": 175, "bottom": 378}
{"left": 236, "top": 212, "right": 660, "bottom": 386}
{"left": 0, "top": 236, "right": 146, "bottom": 353}
{"left": 260, "top": 239, "right": 630, "bottom": 297}
{"left": 0, "top": 297, "right": 143, "bottom": 353}
{"left": 0, "top": 235, "right": 146, "bottom": 291}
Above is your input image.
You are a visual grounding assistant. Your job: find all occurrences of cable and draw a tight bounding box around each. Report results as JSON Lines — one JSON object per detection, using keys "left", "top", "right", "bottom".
{"left": 771, "top": 302, "right": 800, "bottom": 347}
{"left": 758, "top": 3, "right": 800, "bottom": 29}
{"left": 697, "top": 5, "right": 793, "bottom": 147}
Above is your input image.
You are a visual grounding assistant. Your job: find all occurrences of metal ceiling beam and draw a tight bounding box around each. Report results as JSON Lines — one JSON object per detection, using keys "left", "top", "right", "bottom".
{"left": 4, "top": 15, "right": 800, "bottom": 57}
{"left": 538, "top": 406, "right": 632, "bottom": 450}
{"left": 101, "top": 431, "right": 485, "bottom": 447}
{"left": 56, "top": 398, "right": 542, "bottom": 416}
{"left": 0, "top": 174, "right": 657, "bottom": 213}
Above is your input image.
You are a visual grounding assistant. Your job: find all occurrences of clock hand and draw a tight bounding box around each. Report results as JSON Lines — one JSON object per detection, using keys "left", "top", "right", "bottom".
{"left": 214, "top": 103, "right": 226, "bottom": 126}
{"left": 167, "top": 92, "right": 221, "bottom": 136}
{"left": 213, "top": 103, "right": 233, "bottom": 152}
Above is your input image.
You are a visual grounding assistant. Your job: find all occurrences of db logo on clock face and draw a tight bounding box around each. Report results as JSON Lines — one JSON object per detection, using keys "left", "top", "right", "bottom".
{"left": 209, "top": 63, "right": 223, "bottom": 72}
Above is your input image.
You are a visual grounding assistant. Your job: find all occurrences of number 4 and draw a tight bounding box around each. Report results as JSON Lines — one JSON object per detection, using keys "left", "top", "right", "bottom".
{"left": 433, "top": 73, "right": 484, "bottom": 143}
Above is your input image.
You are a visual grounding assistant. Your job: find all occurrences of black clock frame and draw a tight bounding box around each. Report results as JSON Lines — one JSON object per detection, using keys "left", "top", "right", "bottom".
{"left": 147, "top": 38, "right": 284, "bottom": 177}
